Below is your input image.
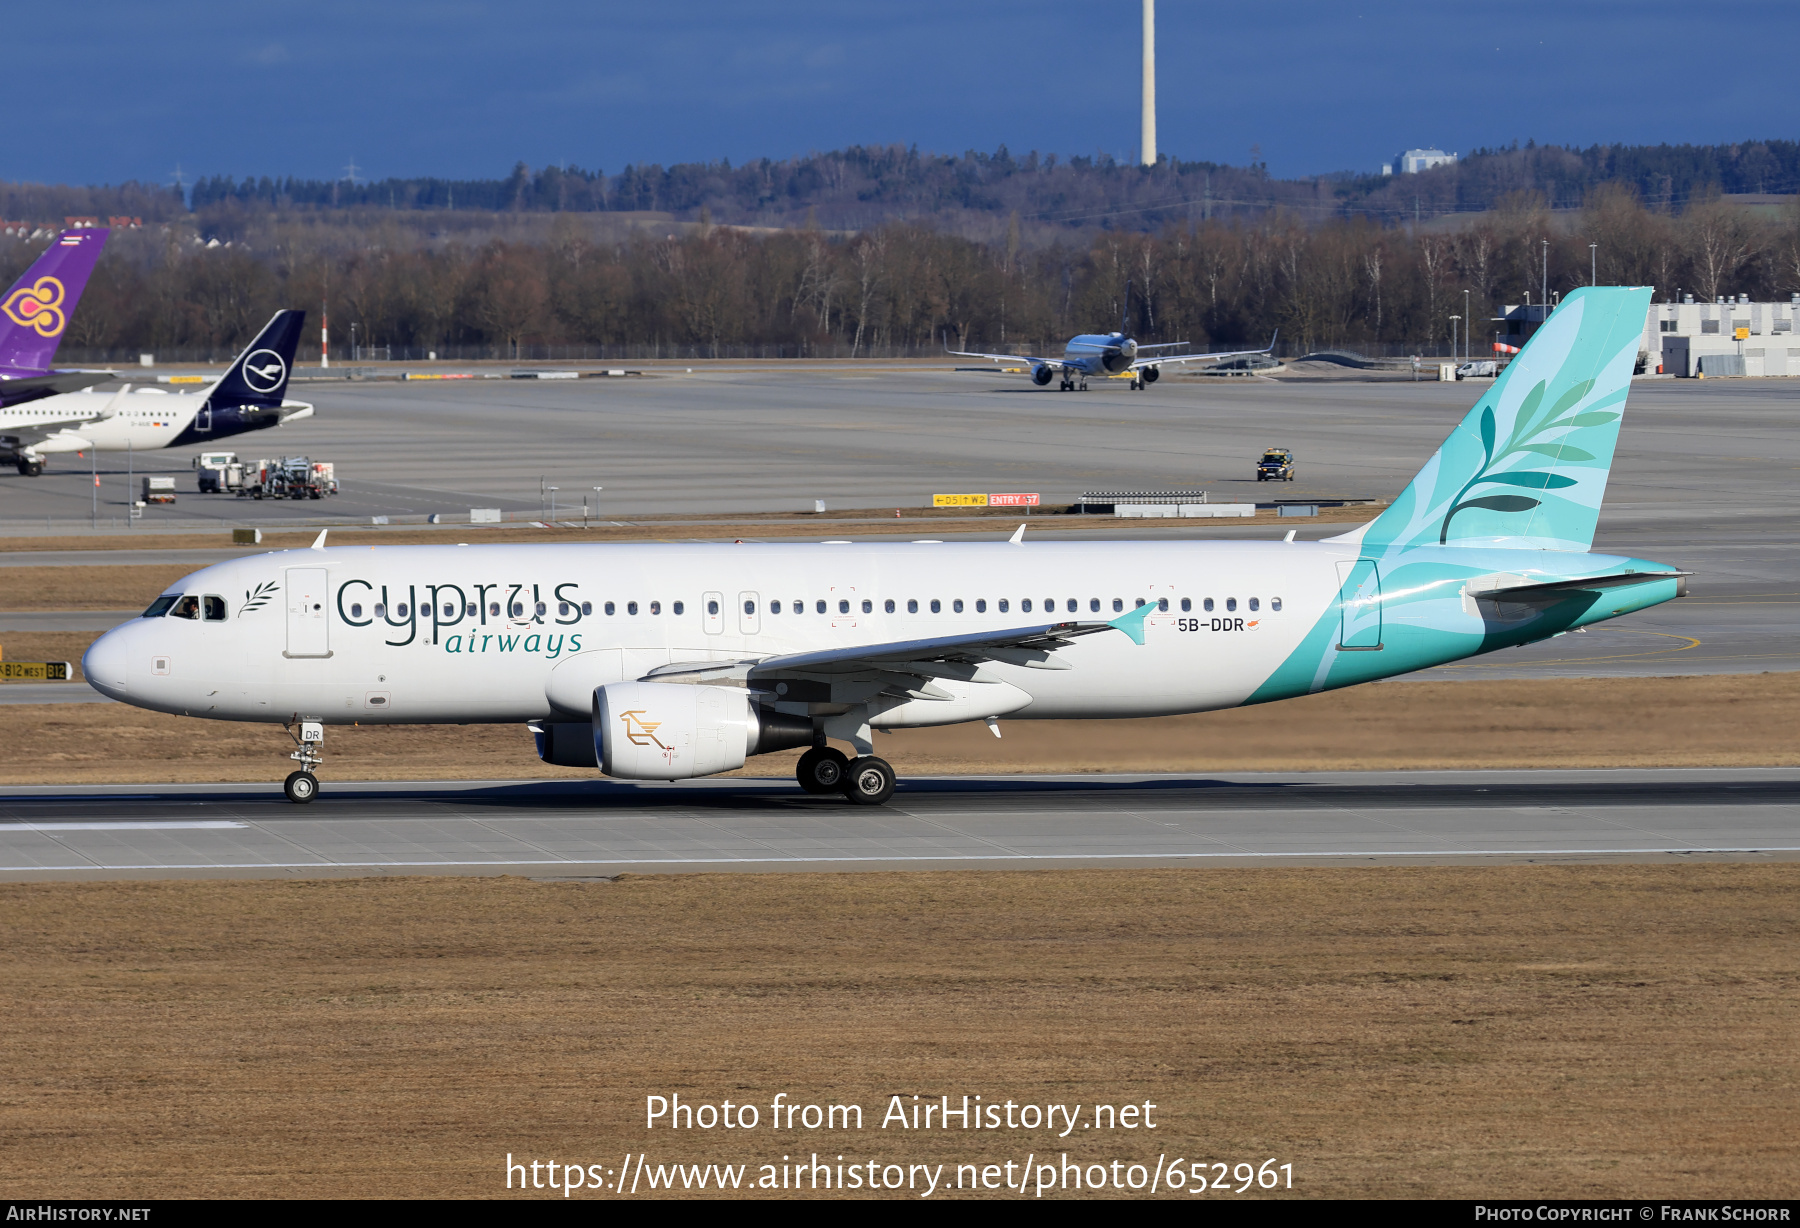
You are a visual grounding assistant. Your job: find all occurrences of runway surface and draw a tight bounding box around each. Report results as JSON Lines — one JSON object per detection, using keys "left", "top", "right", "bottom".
{"left": 2, "top": 768, "right": 1794, "bottom": 880}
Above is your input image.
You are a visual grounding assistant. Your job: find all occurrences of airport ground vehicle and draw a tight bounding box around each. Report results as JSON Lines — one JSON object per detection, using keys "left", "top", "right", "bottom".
{"left": 1256, "top": 448, "right": 1296, "bottom": 481}
{"left": 141, "top": 476, "right": 176, "bottom": 504}
{"left": 236, "top": 456, "right": 338, "bottom": 500}
{"left": 1457, "top": 360, "right": 1499, "bottom": 379}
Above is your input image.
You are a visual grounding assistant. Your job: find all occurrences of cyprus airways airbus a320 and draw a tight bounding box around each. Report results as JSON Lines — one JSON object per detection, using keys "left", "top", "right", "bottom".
{"left": 86, "top": 287, "right": 1681, "bottom": 806}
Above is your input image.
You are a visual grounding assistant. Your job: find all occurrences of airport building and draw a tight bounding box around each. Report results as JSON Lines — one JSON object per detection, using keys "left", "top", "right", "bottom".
{"left": 1381, "top": 148, "right": 1458, "bottom": 176}
{"left": 1494, "top": 294, "right": 1800, "bottom": 377}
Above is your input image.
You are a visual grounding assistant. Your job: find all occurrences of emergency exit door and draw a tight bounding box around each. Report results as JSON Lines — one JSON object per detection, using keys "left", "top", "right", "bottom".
{"left": 1335, "top": 559, "right": 1383, "bottom": 651}
{"left": 284, "top": 567, "right": 331, "bottom": 657}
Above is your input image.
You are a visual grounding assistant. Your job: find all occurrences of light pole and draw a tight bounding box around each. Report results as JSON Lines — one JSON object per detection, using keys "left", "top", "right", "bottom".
{"left": 1589, "top": 243, "right": 1597, "bottom": 286}
{"left": 592, "top": 486, "right": 603, "bottom": 528}
{"left": 547, "top": 486, "right": 558, "bottom": 522}
{"left": 1540, "top": 239, "right": 1549, "bottom": 319}
{"left": 1449, "top": 315, "right": 1460, "bottom": 364}
{"left": 1463, "top": 289, "right": 1471, "bottom": 360}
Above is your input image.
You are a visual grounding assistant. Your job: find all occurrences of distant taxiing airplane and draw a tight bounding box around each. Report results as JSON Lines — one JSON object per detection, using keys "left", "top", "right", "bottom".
{"left": 86, "top": 288, "right": 1681, "bottom": 809}
{"left": 952, "top": 285, "right": 1276, "bottom": 390}
{"left": 0, "top": 310, "right": 312, "bottom": 475}
{"left": 0, "top": 227, "right": 112, "bottom": 408}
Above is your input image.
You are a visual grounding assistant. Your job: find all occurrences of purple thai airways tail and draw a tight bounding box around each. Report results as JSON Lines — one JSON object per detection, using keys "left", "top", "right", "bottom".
{"left": 0, "top": 228, "right": 109, "bottom": 378}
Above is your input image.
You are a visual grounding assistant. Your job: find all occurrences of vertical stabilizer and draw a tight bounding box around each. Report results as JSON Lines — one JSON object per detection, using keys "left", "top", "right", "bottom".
{"left": 206, "top": 310, "right": 306, "bottom": 408}
{"left": 0, "top": 228, "right": 109, "bottom": 375}
{"left": 1347, "top": 286, "right": 1652, "bottom": 553}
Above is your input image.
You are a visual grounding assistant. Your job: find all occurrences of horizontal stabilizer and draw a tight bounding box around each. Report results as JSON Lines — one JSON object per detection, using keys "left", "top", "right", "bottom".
{"left": 1469, "top": 570, "right": 1689, "bottom": 605}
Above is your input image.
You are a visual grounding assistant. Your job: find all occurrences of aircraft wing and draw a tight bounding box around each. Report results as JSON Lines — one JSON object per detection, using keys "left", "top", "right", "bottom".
{"left": 640, "top": 607, "right": 1156, "bottom": 691}
{"left": 946, "top": 348, "right": 1072, "bottom": 372}
{"left": 1131, "top": 331, "right": 1279, "bottom": 371}
{"left": 0, "top": 371, "right": 113, "bottom": 408}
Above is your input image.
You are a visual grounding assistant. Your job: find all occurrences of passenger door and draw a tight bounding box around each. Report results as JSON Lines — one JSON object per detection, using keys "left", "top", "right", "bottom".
{"left": 736, "top": 590, "right": 760, "bottom": 636}
{"left": 284, "top": 567, "right": 331, "bottom": 658}
{"left": 702, "top": 591, "right": 724, "bottom": 635}
{"left": 1335, "top": 559, "right": 1383, "bottom": 651}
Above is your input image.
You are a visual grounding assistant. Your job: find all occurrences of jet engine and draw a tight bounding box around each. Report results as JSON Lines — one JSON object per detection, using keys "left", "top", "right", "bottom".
{"left": 592, "top": 681, "right": 812, "bottom": 780}
{"left": 1140, "top": 365, "right": 1159, "bottom": 384}
{"left": 1032, "top": 365, "right": 1055, "bottom": 386}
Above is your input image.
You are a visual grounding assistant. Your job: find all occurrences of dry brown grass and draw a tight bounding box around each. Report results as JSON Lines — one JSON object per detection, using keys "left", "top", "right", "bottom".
{"left": 2, "top": 673, "right": 1798, "bottom": 785}
{"left": 0, "top": 866, "right": 1793, "bottom": 1198}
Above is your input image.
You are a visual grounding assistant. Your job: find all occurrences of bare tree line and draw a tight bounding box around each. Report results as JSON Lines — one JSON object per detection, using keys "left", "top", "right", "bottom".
{"left": 9, "top": 187, "right": 1799, "bottom": 361}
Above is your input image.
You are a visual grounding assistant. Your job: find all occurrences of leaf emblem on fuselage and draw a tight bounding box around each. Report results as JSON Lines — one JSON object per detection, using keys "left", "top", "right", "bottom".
{"left": 240, "top": 580, "right": 279, "bottom": 615}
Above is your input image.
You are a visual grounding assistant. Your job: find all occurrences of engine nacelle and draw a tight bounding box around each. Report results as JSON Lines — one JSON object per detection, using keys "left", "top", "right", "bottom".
{"left": 1140, "top": 365, "right": 1160, "bottom": 384}
{"left": 593, "top": 682, "right": 813, "bottom": 780}
{"left": 531, "top": 721, "right": 599, "bottom": 768}
{"left": 1032, "top": 365, "right": 1055, "bottom": 386}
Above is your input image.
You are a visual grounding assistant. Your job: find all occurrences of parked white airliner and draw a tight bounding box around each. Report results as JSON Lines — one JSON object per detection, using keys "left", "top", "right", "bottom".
{"left": 0, "top": 310, "right": 313, "bottom": 475}
{"left": 86, "top": 288, "right": 1679, "bottom": 806}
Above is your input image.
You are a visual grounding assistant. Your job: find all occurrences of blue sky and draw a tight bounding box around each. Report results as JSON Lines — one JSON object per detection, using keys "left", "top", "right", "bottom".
{"left": 12, "top": 2, "right": 1799, "bottom": 187}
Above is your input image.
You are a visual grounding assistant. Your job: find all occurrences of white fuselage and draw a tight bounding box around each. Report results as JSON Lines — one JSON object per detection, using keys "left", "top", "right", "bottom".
{"left": 84, "top": 540, "right": 1343, "bottom": 727}
{"left": 1, "top": 387, "right": 313, "bottom": 455}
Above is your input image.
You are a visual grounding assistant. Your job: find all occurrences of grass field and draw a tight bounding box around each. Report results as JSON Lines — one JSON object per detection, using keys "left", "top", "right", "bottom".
{"left": 1, "top": 866, "right": 1793, "bottom": 1199}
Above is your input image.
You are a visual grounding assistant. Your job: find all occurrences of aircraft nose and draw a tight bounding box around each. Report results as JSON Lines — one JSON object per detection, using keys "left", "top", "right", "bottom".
{"left": 83, "top": 625, "right": 130, "bottom": 699}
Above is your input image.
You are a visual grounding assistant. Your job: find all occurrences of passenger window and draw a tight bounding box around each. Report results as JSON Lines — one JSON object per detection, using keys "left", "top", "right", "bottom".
{"left": 509, "top": 602, "right": 524, "bottom": 617}
{"left": 1112, "top": 598, "right": 1123, "bottom": 612}
{"left": 884, "top": 599, "right": 896, "bottom": 613}
{"left": 1181, "top": 598, "right": 1191, "bottom": 612}
{"left": 649, "top": 601, "right": 662, "bottom": 615}
{"left": 769, "top": 600, "right": 780, "bottom": 614}
{"left": 605, "top": 602, "right": 616, "bottom": 616}
{"left": 375, "top": 603, "right": 387, "bottom": 619}
{"left": 1067, "top": 599, "right": 1077, "bottom": 613}
{"left": 707, "top": 600, "right": 719, "bottom": 616}
{"left": 558, "top": 602, "right": 570, "bottom": 616}
{"left": 142, "top": 595, "right": 179, "bottom": 618}
{"left": 952, "top": 599, "right": 963, "bottom": 613}
{"left": 203, "top": 596, "right": 227, "bottom": 621}
{"left": 1089, "top": 598, "right": 1100, "bottom": 612}
{"left": 930, "top": 599, "right": 941, "bottom": 613}
{"left": 628, "top": 601, "right": 639, "bottom": 615}
{"left": 999, "top": 598, "right": 1009, "bottom": 613}
{"left": 1249, "top": 598, "right": 1260, "bottom": 612}
{"left": 1022, "top": 599, "right": 1032, "bottom": 613}
{"left": 838, "top": 599, "right": 849, "bottom": 614}
{"left": 489, "top": 602, "right": 501, "bottom": 617}
{"left": 351, "top": 603, "right": 364, "bottom": 618}
{"left": 816, "top": 599, "right": 826, "bottom": 614}
{"left": 443, "top": 604, "right": 455, "bottom": 617}
{"left": 1158, "top": 598, "right": 1169, "bottom": 612}
{"left": 861, "top": 599, "right": 872, "bottom": 613}
{"left": 466, "top": 603, "right": 477, "bottom": 616}
{"left": 744, "top": 600, "right": 755, "bottom": 615}
{"left": 792, "top": 600, "right": 803, "bottom": 614}
{"left": 1204, "top": 598, "right": 1214, "bottom": 612}
{"left": 1226, "top": 598, "right": 1237, "bottom": 612}
{"left": 975, "top": 599, "right": 986, "bottom": 613}
{"left": 1272, "top": 597, "right": 1283, "bottom": 612}
{"left": 535, "top": 601, "right": 547, "bottom": 618}
{"left": 1134, "top": 598, "right": 1146, "bottom": 609}
{"left": 582, "top": 602, "right": 593, "bottom": 616}
{"left": 1045, "top": 597, "right": 1055, "bottom": 611}
{"left": 170, "top": 596, "right": 200, "bottom": 620}
{"left": 907, "top": 599, "right": 919, "bottom": 614}
{"left": 673, "top": 601, "right": 684, "bottom": 615}
{"left": 398, "top": 604, "right": 411, "bottom": 618}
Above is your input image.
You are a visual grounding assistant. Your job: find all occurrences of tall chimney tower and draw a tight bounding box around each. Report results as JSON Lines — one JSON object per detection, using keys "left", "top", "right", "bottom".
{"left": 1140, "top": 0, "right": 1157, "bottom": 166}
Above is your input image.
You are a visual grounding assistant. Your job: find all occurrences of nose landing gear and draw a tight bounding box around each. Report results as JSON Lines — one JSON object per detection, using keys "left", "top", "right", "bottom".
{"left": 283, "top": 720, "right": 324, "bottom": 803}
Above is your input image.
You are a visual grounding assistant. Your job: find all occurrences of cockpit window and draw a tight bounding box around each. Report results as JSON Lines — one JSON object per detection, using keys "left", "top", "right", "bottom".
{"left": 169, "top": 596, "right": 201, "bottom": 620}
{"left": 203, "top": 595, "right": 227, "bottom": 621}
{"left": 142, "top": 594, "right": 179, "bottom": 618}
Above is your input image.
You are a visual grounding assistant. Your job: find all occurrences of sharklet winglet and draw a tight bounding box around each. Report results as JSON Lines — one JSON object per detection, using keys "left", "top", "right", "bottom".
{"left": 1109, "top": 603, "right": 1155, "bottom": 646}
{"left": 310, "top": 530, "right": 328, "bottom": 550}
{"left": 1009, "top": 524, "right": 1026, "bottom": 545}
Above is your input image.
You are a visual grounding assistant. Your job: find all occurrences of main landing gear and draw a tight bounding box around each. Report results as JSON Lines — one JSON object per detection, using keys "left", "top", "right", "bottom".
{"left": 1058, "top": 376, "right": 1090, "bottom": 392}
{"left": 15, "top": 458, "right": 43, "bottom": 476}
{"left": 283, "top": 720, "right": 324, "bottom": 803}
{"left": 795, "top": 745, "right": 898, "bottom": 806}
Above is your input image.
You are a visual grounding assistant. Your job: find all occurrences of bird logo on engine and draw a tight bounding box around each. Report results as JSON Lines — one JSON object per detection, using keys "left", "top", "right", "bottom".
{"left": 619, "top": 709, "right": 669, "bottom": 750}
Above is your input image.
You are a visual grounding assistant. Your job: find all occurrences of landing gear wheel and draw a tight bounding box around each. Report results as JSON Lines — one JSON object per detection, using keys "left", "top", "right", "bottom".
{"left": 841, "top": 756, "right": 896, "bottom": 806}
{"left": 17, "top": 459, "right": 43, "bottom": 476}
{"left": 796, "top": 746, "right": 850, "bottom": 795}
{"left": 284, "top": 770, "right": 319, "bottom": 804}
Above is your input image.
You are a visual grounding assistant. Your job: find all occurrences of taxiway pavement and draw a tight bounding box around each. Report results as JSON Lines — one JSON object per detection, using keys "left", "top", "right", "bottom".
{"left": 2, "top": 768, "right": 1794, "bottom": 880}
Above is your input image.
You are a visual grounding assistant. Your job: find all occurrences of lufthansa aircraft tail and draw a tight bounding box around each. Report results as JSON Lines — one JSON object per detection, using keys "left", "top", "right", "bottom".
{"left": 1340, "top": 286, "right": 1652, "bottom": 555}
{"left": 206, "top": 309, "right": 306, "bottom": 409}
